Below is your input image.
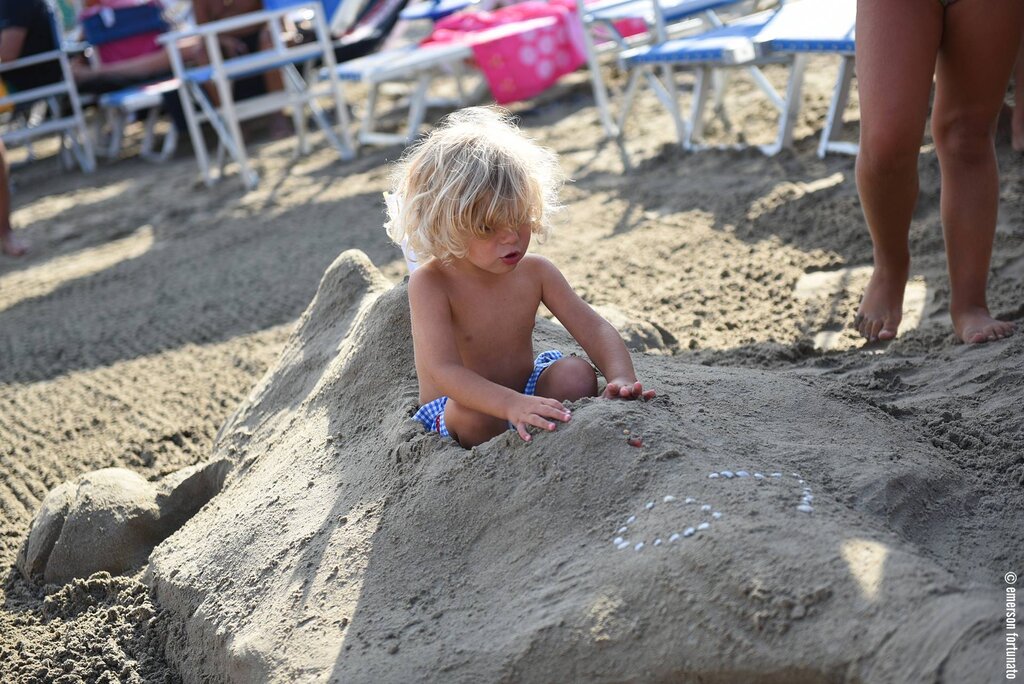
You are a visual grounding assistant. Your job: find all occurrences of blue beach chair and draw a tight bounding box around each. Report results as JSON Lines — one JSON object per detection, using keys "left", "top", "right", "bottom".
{"left": 619, "top": 0, "right": 856, "bottom": 156}
{"left": 159, "top": 0, "right": 357, "bottom": 189}
{"left": 753, "top": 0, "right": 855, "bottom": 157}
{"left": 577, "top": 0, "right": 754, "bottom": 138}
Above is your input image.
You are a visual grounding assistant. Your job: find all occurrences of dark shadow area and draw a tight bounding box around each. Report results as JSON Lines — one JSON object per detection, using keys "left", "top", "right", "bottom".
{"left": 0, "top": 183, "right": 400, "bottom": 384}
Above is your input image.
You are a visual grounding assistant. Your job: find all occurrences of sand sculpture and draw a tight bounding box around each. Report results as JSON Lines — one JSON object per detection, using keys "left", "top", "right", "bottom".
{"left": 17, "top": 462, "right": 227, "bottom": 585}
{"left": 35, "top": 249, "right": 987, "bottom": 683}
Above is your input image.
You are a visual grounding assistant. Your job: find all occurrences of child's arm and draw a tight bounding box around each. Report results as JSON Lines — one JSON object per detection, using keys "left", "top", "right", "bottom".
{"left": 537, "top": 258, "right": 655, "bottom": 401}
{"left": 409, "top": 269, "right": 571, "bottom": 439}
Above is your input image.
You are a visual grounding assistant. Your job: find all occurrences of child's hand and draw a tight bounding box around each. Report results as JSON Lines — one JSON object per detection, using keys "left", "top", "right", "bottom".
{"left": 603, "top": 379, "right": 656, "bottom": 401}
{"left": 506, "top": 395, "right": 572, "bottom": 442}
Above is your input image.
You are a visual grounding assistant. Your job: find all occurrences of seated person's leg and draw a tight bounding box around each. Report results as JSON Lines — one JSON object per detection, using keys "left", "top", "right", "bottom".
{"left": 444, "top": 399, "right": 509, "bottom": 448}
{"left": 533, "top": 356, "right": 598, "bottom": 403}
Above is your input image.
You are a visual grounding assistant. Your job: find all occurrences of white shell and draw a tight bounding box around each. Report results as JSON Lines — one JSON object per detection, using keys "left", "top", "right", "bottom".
{"left": 712, "top": 511, "right": 722, "bottom": 519}
{"left": 720, "top": 470, "right": 734, "bottom": 478}
{"left": 617, "top": 540, "right": 631, "bottom": 550}
{"left": 618, "top": 526, "right": 628, "bottom": 534}
{"left": 669, "top": 533, "right": 681, "bottom": 542}
{"left": 627, "top": 515, "right": 636, "bottom": 524}
{"left": 708, "top": 473, "right": 720, "bottom": 479}
{"left": 685, "top": 497, "right": 695, "bottom": 504}
{"left": 792, "top": 473, "right": 801, "bottom": 478}
{"left": 645, "top": 501, "right": 655, "bottom": 510}
{"left": 683, "top": 527, "right": 696, "bottom": 537}
{"left": 798, "top": 479, "right": 806, "bottom": 485}
{"left": 770, "top": 472, "right": 782, "bottom": 478}
{"left": 613, "top": 536, "right": 625, "bottom": 545}
{"left": 802, "top": 494, "right": 814, "bottom": 503}
{"left": 663, "top": 495, "right": 676, "bottom": 503}
{"left": 697, "top": 522, "right": 710, "bottom": 531}
{"left": 634, "top": 542, "right": 645, "bottom": 551}
{"left": 754, "top": 473, "right": 765, "bottom": 479}
{"left": 797, "top": 504, "right": 813, "bottom": 513}
{"left": 736, "top": 470, "right": 750, "bottom": 478}
{"left": 700, "top": 504, "right": 711, "bottom": 511}
{"left": 654, "top": 539, "right": 662, "bottom": 546}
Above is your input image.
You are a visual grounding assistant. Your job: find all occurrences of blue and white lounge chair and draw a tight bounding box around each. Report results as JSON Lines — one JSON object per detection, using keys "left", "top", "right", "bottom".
{"left": 618, "top": 0, "right": 855, "bottom": 156}
{"left": 319, "top": 41, "right": 473, "bottom": 149}
{"left": 159, "top": 0, "right": 357, "bottom": 189}
{"left": 576, "top": 0, "right": 755, "bottom": 138}
{"left": 0, "top": 0, "right": 95, "bottom": 173}
{"left": 618, "top": 6, "right": 787, "bottom": 152}
{"left": 754, "top": 0, "right": 855, "bottom": 157}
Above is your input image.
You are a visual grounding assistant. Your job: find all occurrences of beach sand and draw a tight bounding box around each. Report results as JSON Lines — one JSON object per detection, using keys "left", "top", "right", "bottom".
{"left": 1, "top": 60, "right": 1022, "bottom": 681}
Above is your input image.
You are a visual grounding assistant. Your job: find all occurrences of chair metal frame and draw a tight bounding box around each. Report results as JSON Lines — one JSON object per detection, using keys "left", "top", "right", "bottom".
{"left": 752, "top": 0, "right": 856, "bottom": 158}
{"left": 0, "top": 1, "right": 95, "bottom": 173}
{"left": 160, "top": 1, "right": 354, "bottom": 189}
{"left": 320, "top": 41, "right": 474, "bottom": 150}
{"left": 617, "top": 0, "right": 856, "bottom": 157}
{"left": 576, "top": 0, "right": 759, "bottom": 139}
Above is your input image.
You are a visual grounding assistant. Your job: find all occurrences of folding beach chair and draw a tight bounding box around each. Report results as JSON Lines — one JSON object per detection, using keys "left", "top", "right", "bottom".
{"left": 753, "top": 0, "right": 855, "bottom": 157}
{"left": 617, "top": 5, "right": 789, "bottom": 152}
{"left": 79, "top": 0, "right": 180, "bottom": 162}
{"left": 320, "top": 41, "right": 473, "bottom": 149}
{"left": 160, "top": 0, "right": 355, "bottom": 189}
{"left": 320, "top": 0, "right": 588, "bottom": 150}
{"left": 0, "top": 0, "right": 95, "bottom": 173}
{"left": 577, "top": 0, "right": 756, "bottom": 138}
{"left": 617, "top": 0, "right": 855, "bottom": 156}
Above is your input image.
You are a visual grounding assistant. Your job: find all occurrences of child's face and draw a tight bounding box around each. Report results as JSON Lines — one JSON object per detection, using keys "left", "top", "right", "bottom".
{"left": 461, "top": 222, "right": 532, "bottom": 275}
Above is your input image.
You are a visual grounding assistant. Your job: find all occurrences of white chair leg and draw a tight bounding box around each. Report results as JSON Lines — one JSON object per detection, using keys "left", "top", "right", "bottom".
{"left": 818, "top": 54, "right": 855, "bottom": 158}
{"left": 762, "top": 54, "right": 807, "bottom": 156}
{"left": 180, "top": 82, "right": 215, "bottom": 186}
{"left": 140, "top": 108, "right": 159, "bottom": 158}
{"left": 687, "top": 66, "right": 712, "bottom": 149}
{"left": 615, "top": 67, "right": 643, "bottom": 136}
{"left": 404, "top": 72, "right": 432, "bottom": 143}
{"left": 359, "top": 81, "right": 382, "bottom": 145}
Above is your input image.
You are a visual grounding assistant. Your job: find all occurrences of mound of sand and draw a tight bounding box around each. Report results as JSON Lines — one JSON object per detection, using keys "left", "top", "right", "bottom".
{"left": 143, "top": 250, "right": 1013, "bottom": 683}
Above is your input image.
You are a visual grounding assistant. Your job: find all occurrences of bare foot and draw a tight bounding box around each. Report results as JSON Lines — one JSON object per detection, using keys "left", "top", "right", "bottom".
{"left": 952, "top": 305, "right": 1016, "bottom": 344}
{"left": 1, "top": 233, "right": 27, "bottom": 257}
{"left": 853, "top": 261, "right": 908, "bottom": 342}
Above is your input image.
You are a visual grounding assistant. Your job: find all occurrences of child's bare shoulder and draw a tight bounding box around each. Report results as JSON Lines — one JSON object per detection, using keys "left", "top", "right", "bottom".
{"left": 408, "top": 261, "right": 449, "bottom": 300}
{"left": 520, "top": 254, "right": 560, "bottom": 276}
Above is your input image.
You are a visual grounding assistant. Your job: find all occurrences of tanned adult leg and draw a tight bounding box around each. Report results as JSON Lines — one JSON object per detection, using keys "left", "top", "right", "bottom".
{"left": 931, "top": 0, "right": 1024, "bottom": 343}
{"left": 0, "top": 140, "right": 26, "bottom": 258}
{"left": 853, "top": 0, "right": 943, "bottom": 341}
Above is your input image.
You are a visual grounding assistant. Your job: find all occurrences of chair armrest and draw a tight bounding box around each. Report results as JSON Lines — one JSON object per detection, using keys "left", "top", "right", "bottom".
{"left": 580, "top": 0, "right": 650, "bottom": 18}
{"left": 157, "top": 3, "right": 317, "bottom": 44}
{"left": 0, "top": 49, "right": 63, "bottom": 73}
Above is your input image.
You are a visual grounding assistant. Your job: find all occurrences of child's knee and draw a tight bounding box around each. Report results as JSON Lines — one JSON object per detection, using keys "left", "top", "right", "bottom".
{"left": 445, "top": 399, "right": 506, "bottom": 447}
{"left": 538, "top": 357, "right": 598, "bottom": 402}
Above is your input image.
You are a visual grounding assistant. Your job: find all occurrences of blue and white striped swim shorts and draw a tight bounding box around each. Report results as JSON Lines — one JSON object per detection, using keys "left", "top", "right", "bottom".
{"left": 412, "top": 350, "right": 564, "bottom": 438}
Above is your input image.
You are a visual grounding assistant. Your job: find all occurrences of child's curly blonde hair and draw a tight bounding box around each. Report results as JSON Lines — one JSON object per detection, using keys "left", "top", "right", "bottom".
{"left": 385, "top": 107, "right": 565, "bottom": 262}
